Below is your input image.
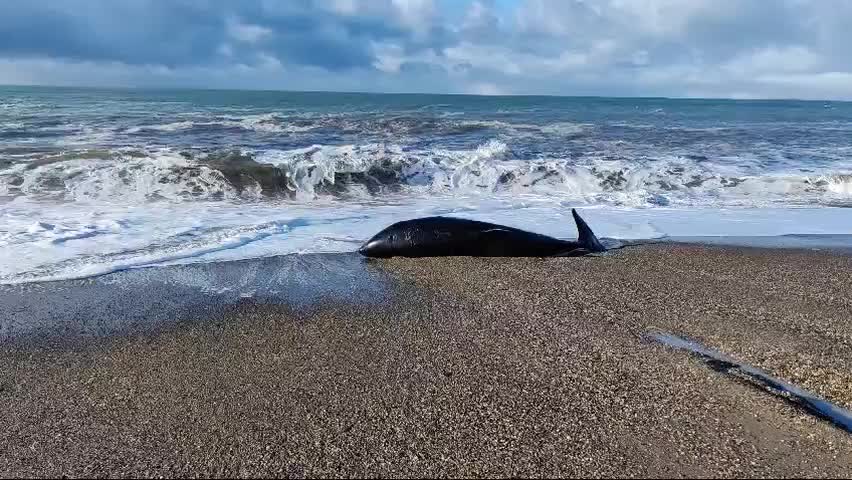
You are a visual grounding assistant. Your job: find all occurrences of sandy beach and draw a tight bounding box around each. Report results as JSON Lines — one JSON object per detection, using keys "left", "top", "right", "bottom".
{"left": 1, "top": 244, "right": 851, "bottom": 477}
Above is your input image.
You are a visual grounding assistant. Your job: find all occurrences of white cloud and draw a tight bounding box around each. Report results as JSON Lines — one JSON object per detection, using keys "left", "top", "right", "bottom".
{"left": 462, "top": 1, "right": 500, "bottom": 32}
{"left": 723, "top": 45, "right": 822, "bottom": 76}
{"left": 320, "top": 0, "right": 436, "bottom": 33}
{"left": 466, "top": 82, "right": 507, "bottom": 96}
{"left": 255, "top": 52, "right": 284, "bottom": 70}
{"left": 371, "top": 43, "right": 406, "bottom": 73}
{"left": 756, "top": 71, "right": 852, "bottom": 98}
{"left": 443, "top": 43, "right": 524, "bottom": 75}
{"left": 605, "top": 0, "right": 723, "bottom": 37}
{"left": 0, "top": 58, "right": 177, "bottom": 88}
{"left": 391, "top": 0, "right": 435, "bottom": 33}
{"left": 226, "top": 17, "right": 273, "bottom": 44}
{"left": 516, "top": 0, "right": 737, "bottom": 39}
{"left": 371, "top": 41, "right": 443, "bottom": 73}
{"left": 324, "top": 0, "right": 360, "bottom": 15}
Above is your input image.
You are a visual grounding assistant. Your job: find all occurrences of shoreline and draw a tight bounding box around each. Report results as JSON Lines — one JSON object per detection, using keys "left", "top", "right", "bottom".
{"left": 4, "top": 231, "right": 852, "bottom": 287}
{"left": 3, "top": 239, "right": 850, "bottom": 347}
{"left": 1, "top": 244, "right": 851, "bottom": 476}
{"left": 0, "top": 252, "right": 394, "bottom": 347}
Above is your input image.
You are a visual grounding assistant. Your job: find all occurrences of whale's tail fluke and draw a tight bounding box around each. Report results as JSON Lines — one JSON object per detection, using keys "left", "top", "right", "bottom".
{"left": 572, "top": 209, "right": 605, "bottom": 252}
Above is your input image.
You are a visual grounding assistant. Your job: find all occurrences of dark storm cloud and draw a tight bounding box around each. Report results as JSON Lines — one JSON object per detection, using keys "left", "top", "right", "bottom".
{"left": 2, "top": 0, "right": 852, "bottom": 99}
{"left": 0, "top": 0, "right": 418, "bottom": 70}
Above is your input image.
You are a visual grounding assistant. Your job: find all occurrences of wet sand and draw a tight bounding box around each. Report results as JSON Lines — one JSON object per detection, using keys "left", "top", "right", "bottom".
{"left": 1, "top": 244, "right": 851, "bottom": 477}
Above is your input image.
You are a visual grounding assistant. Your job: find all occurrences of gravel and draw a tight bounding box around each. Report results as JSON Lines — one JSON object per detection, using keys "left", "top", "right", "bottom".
{"left": 1, "top": 244, "right": 850, "bottom": 477}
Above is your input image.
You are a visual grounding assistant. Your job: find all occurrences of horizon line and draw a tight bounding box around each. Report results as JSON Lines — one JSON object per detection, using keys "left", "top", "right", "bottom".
{"left": 1, "top": 82, "right": 848, "bottom": 104}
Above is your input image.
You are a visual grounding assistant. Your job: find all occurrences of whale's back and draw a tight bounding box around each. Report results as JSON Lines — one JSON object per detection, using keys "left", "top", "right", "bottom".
{"left": 358, "top": 210, "right": 603, "bottom": 258}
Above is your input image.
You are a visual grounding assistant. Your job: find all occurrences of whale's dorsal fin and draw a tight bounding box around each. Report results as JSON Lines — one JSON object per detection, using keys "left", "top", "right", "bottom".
{"left": 572, "top": 209, "right": 605, "bottom": 252}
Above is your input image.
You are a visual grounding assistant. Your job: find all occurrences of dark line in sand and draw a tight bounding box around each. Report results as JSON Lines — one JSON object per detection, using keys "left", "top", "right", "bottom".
{"left": 648, "top": 331, "right": 852, "bottom": 434}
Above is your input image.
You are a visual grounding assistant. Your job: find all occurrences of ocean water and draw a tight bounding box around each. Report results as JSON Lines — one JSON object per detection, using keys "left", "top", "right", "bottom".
{"left": 1, "top": 85, "right": 851, "bottom": 283}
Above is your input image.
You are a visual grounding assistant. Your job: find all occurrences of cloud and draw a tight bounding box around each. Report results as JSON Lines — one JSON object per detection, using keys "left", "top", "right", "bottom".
{"left": 226, "top": 17, "right": 273, "bottom": 44}
{"left": 466, "top": 81, "right": 506, "bottom": 96}
{"left": 723, "top": 46, "right": 822, "bottom": 76}
{"left": 1, "top": 0, "right": 852, "bottom": 99}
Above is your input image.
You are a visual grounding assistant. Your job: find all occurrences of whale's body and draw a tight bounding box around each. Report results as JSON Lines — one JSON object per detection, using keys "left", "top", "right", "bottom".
{"left": 359, "top": 209, "right": 605, "bottom": 258}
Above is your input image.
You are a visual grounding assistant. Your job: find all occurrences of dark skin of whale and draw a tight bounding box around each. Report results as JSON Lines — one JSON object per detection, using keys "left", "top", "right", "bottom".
{"left": 359, "top": 208, "right": 605, "bottom": 258}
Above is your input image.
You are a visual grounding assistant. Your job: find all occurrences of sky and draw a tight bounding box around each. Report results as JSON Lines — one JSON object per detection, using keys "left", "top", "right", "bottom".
{"left": 2, "top": 0, "right": 852, "bottom": 99}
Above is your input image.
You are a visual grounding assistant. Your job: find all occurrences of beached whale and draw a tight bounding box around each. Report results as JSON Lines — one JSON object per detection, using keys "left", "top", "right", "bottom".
{"left": 358, "top": 209, "right": 605, "bottom": 258}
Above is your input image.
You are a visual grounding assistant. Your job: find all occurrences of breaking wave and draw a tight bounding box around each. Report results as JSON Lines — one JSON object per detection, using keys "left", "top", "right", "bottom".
{"left": 4, "top": 87, "right": 852, "bottom": 285}
{"left": 120, "top": 113, "right": 594, "bottom": 138}
{"left": 2, "top": 140, "right": 850, "bottom": 207}
{"left": 125, "top": 113, "right": 312, "bottom": 134}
